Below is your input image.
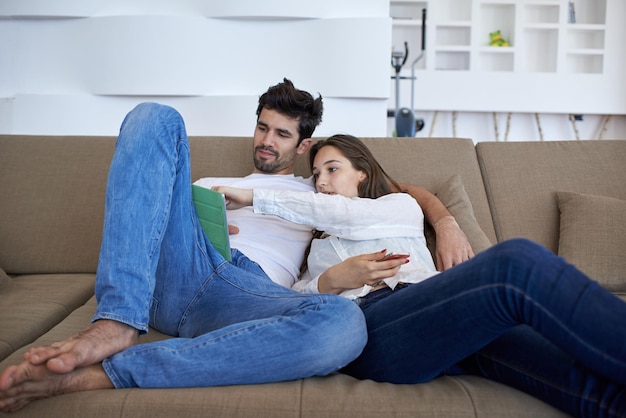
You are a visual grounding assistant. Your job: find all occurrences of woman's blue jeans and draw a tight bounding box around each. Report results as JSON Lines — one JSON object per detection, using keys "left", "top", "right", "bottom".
{"left": 344, "top": 239, "right": 626, "bottom": 417}
{"left": 93, "top": 103, "right": 367, "bottom": 388}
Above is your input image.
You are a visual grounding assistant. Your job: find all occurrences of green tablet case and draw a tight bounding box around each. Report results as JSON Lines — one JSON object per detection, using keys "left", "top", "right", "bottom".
{"left": 191, "top": 185, "right": 232, "bottom": 261}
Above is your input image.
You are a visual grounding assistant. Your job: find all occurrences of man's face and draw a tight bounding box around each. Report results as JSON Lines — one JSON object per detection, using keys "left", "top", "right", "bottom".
{"left": 253, "top": 108, "right": 310, "bottom": 175}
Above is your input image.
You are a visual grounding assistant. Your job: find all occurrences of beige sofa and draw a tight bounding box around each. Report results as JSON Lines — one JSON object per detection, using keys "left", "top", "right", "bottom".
{"left": 1, "top": 135, "right": 625, "bottom": 418}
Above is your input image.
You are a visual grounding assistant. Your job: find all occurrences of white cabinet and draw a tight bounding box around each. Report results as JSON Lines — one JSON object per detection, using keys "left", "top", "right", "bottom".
{"left": 390, "top": 0, "right": 625, "bottom": 114}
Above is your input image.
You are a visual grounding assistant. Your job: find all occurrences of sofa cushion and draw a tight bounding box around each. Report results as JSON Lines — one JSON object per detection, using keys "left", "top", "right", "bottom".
{"left": 425, "top": 175, "right": 493, "bottom": 261}
{"left": 0, "top": 135, "right": 115, "bottom": 274}
{"left": 0, "top": 267, "right": 9, "bottom": 288}
{"left": 0, "top": 273, "right": 95, "bottom": 361}
{"left": 556, "top": 192, "right": 626, "bottom": 293}
{"left": 477, "top": 140, "right": 626, "bottom": 253}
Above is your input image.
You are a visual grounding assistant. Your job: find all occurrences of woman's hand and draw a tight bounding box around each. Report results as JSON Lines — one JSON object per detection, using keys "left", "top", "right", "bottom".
{"left": 317, "top": 250, "right": 409, "bottom": 294}
{"left": 212, "top": 186, "right": 253, "bottom": 210}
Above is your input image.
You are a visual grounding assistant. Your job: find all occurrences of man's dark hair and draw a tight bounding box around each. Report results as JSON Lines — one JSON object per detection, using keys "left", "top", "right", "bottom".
{"left": 256, "top": 78, "right": 323, "bottom": 144}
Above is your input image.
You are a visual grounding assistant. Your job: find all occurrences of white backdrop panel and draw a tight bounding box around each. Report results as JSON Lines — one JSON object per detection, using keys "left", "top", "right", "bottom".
{"left": 1, "top": 16, "right": 390, "bottom": 98}
{"left": 0, "top": 0, "right": 388, "bottom": 19}
{"left": 8, "top": 94, "right": 388, "bottom": 137}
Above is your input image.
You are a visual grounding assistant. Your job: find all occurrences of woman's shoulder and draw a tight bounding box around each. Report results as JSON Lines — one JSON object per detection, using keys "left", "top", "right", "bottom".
{"left": 378, "top": 192, "right": 419, "bottom": 204}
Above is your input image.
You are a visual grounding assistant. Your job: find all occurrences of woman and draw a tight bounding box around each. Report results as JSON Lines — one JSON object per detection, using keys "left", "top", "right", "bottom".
{"left": 216, "top": 134, "right": 626, "bottom": 418}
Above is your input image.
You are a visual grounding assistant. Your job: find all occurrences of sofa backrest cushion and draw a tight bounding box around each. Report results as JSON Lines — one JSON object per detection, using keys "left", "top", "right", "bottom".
{"left": 476, "top": 140, "right": 626, "bottom": 254}
{"left": 0, "top": 135, "right": 495, "bottom": 275}
{"left": 0, "top": 135, "right": 115, "bottom": 274}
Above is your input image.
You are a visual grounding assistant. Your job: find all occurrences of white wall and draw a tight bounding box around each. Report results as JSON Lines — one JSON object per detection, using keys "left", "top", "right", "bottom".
{"left": 1, "top": 1, "right": 624, "bottom": 141}
{"left": 0, "top": 0, "right": 391, "bottom": 137}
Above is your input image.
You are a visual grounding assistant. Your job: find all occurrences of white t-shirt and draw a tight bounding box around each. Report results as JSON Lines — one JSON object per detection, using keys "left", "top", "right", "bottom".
{"left": 252, "top": 189, "right": 439, "bottom": 299}
{"left": 194, "top": 174, "right": 314, "bottom": 288}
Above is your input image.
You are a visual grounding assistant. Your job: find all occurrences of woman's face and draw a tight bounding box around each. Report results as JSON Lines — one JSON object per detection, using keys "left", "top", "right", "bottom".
{"left": 311, "top": 145, "right": 366, "bottom": 198}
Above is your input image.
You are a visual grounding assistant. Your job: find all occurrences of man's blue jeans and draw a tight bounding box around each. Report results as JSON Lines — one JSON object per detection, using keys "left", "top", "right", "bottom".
{"left": 345, "top": 239, "right": 626, "bottom": 417}
{"left": 93, "top": 103, "right": 367, "bottom": 388}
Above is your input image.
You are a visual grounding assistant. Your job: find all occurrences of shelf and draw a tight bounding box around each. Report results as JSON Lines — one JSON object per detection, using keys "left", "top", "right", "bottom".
{"left": 524, "top": 23, "right": 560, "bottom": 30}
{"left": 435, "top": 21, "right": 472, "bottom": 27}
{"left": 523, "top": 27, "right": 559, "bottom": 72}
{"left": 568, "top": 0, "right": 606, "bottom": 24}
{"left": 388, "top": 0, "right": 622, "bottom": 113}
{"left": 480, "top": 50, "right": 514, "bottom": 71}
{"left": 480, "top": 3, "right": 516, "bottom": 47}
{"left": 436, "top": 0, "right": 472, "bottom": 21}
{"left": 392, "top": 19, "right": 424, "bottom": 27}
{"left": 566, "top": 54, "right": 603, "bottom": 73}
{"left": 390, "top": 1, "right": 427, "bottom": 19}
{"left": 435, "top": 51, "right": 470, "bottom": 70}
{"left": 435, "top": 25, "right": 471, "bottom": 46}
{"left": 567, "top": 49, "right": 604, "bottom": 55}
{"left": 566, "top": 23, "right": 606, "bottom": 30}
{"left": 435, "top": 45, "right": 472, "bottom": 52}
{"left": 567, "top": 28, "right": 604, "bottom": 49}
{"left": 479, "top": 46, "right": 515, "bottom": 53}
{"left": 524, "top": 4, "right": 560, "bottom": 24}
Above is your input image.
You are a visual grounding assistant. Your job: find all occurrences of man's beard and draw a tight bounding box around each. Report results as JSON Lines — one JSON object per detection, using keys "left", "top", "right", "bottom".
{"left": 253, "top": 146, "right": 293, "bottom": 173}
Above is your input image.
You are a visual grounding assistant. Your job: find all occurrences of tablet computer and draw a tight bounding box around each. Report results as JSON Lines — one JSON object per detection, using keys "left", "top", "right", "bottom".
{"left": 191, "top": 185, "right": 231, "bottom": 261}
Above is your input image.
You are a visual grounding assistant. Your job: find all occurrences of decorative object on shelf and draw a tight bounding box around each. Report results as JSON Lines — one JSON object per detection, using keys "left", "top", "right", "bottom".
{"left": 489, "top": 30, "right": 509, "bottom": 47}
{"left": 568, "top": 1, "right": 576, "bottom": 23}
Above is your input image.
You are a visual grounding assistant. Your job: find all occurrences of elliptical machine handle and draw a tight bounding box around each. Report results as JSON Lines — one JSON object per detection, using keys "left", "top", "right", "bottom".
{"left": 421, "top": 9, "right": 427, "bottom": 51}
{"left": 402, "top": 41, "right": 409, "bottom": 67}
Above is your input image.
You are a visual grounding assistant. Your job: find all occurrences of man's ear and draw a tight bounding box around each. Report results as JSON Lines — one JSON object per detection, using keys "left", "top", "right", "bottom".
{"left": 296, "top": 138, "right": 313, "bottom": 155}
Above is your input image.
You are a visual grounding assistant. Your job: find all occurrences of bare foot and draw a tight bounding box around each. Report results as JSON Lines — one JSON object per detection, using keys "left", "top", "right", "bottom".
{"left": 0, "top": 360, "right": 112, "bottom": 413}
{"left": 22, "top": 320, "right": 138, "bottom": 374}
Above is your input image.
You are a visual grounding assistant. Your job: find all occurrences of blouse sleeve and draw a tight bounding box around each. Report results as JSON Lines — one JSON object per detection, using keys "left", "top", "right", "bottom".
{"left": 253, "top": 189, "right": 423, "bottom": 240}
{"left": 291, "top": 269, "right": 321, "bottom": 294}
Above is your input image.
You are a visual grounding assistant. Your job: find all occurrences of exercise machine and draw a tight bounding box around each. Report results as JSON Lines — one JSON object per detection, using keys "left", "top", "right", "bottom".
{"left": 391, "top": 8, "right": 427, "bottom": 137}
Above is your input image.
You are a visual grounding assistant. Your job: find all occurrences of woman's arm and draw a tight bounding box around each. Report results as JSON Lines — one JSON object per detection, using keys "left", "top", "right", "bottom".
{"left": 253, "top": 189, "right": 422, "bottom": 241}
{"left": 397, "top": 183, "right": 474, "bottom": 270}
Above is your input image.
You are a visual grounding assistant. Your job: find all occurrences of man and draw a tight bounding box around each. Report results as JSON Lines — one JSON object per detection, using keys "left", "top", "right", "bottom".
{"left": 0, "top": 79, "right": 472, "bottom": 412}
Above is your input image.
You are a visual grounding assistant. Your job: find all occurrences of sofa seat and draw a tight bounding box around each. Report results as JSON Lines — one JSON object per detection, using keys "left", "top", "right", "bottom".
{"left": 0, "top": 272, "right": 95, "bottom": 361}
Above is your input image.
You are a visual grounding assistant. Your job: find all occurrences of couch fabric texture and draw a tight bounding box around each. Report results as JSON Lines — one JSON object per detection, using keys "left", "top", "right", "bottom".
{"left": 1, "top": 135, "right": 625, "bottom": 417}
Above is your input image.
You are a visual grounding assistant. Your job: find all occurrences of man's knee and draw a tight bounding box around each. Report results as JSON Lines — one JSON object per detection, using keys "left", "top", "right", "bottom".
{"left": 127, "top": 102, "right": 181, "bottom": 123}
{"left": 322, "top": 296, "right": 367, "bottom": 358}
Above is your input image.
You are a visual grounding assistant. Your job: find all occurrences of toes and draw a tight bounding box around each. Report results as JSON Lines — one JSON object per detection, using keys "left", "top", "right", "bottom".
{"left": 0, "top": 366, "right": 17, "bottom": 391}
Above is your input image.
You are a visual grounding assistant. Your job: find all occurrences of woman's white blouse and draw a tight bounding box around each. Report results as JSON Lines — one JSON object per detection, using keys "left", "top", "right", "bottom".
{"left": 253, "top": 189, "right": 439, "bottom": 299}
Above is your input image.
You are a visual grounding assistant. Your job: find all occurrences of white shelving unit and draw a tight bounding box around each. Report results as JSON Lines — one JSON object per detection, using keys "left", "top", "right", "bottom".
{"left": 390, "top": 0, "right": 625, "bottom": 114}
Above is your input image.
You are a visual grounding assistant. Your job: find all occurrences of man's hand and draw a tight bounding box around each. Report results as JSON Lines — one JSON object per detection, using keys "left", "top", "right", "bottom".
{"left": 317, "top": 250, "right": 408, "bottom": 294}
{"left": 398, "top": 183, "right": 474, "bottom": 271}
{"left": 433, "top": 215, "right": 473, "bottom": 271}
{"left": 212, "top": 186, "right": 253, "bottom": 210}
